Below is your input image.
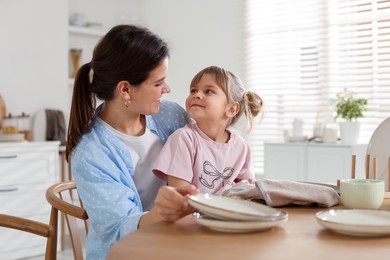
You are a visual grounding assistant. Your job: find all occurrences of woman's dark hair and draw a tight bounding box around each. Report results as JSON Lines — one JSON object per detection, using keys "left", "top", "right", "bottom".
{"left": 66, "top": 24, "right": 170, "bottom": 160}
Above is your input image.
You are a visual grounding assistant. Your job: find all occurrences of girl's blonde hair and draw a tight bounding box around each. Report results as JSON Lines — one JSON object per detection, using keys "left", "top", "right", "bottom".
{"left": 190, "top": 65, "right": 264, "bottom": 131}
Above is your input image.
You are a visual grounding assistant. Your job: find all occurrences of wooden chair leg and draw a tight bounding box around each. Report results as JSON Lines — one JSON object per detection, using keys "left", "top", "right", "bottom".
{"left": 373, "top": 157, "right": 378, "bottom": 179}
{"left": 388, "top": 157, "right": 390, "bottom": 192}
{"left": 365, "top": 154, "right": 370, "bottom": 179}
{"left": 351, "top": 155, "right": 356, "bottom": 179}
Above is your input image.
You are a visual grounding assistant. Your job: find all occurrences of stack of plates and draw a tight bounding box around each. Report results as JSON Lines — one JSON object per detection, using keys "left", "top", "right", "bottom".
{"left": 187, "top": 193, "right": 288, "bottom": 233}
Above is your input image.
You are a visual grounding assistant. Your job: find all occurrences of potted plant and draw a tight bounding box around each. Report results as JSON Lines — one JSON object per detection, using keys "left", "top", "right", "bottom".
{"left": 330, "top": 88, "right": 368, "bottom": 144}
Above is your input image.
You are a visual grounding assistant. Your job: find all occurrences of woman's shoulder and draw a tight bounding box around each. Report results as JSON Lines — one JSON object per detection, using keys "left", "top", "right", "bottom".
{"left": 147, "top": 100, "right": 190, "bottom": 140}
{"left": 73, "top": 119, "right": 125, "bottom": 161}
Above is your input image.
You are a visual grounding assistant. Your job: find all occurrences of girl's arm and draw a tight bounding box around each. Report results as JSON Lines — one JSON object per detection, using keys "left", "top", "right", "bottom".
{"left": 168, "top": 175, "right": 191, "bottom": 187}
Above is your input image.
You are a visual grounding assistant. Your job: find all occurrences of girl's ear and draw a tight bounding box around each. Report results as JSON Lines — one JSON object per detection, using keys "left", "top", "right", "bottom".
{"left": 117, "top": 80, "right": 131, "bottom": 98}
{"left": 226, "top": 102, "right": 240, "bottom": 118}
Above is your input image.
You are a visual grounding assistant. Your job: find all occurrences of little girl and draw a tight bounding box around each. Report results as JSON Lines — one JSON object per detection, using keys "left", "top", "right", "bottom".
{"left": 153, "top": 65, "right": 264, "bottom": 195}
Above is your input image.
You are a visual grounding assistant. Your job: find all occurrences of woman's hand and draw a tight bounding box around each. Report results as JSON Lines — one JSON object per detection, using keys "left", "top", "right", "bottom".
{"left": 154, "top": 185, "right": 199, "bottom": 222}
{"left": 139, "top": 185, "right": 199, "bottom": 228}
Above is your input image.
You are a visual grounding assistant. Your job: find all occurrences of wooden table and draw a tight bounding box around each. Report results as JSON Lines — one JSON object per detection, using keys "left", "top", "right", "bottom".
{"left": 107, "top": 198, "right": 390, "bottom": 260}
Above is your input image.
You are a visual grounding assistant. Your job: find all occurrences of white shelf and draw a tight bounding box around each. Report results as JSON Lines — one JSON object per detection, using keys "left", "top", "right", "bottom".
{"left": 68, "top": 25, "right": 105, "bottom": 37}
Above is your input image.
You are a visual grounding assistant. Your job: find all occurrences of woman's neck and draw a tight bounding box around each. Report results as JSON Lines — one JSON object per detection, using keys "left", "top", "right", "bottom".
{"left": 99, "top": 102, "right": 146, "bottom": 136}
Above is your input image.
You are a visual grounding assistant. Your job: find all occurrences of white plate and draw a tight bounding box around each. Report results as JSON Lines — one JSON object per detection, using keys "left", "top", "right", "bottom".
{"left": 367, "top": 117, "right": 390, "bottom": 191}
{"left": 316, "top": 209, "right": 390, "bottom": 237}
{"left": 0, "top": 133, "right": 25, "bottom": 142}
{"left": 187, "top": 193, "right": 287, "bottom": 221}
{"left": 193, "top": 212, "right": 287, "bottom": 233}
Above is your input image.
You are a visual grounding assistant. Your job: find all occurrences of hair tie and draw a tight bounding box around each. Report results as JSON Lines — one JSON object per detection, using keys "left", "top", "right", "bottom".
{"left": 89, "top": 66, "right": 94, "bottom": 83}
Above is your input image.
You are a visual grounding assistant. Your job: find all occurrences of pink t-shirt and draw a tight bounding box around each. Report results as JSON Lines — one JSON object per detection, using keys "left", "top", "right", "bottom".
{"left": 153, "top": 123, "right": 255, "bottom": 195}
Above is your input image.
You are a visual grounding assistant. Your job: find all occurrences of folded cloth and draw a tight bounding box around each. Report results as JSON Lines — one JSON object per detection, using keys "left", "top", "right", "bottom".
{"left": 222, "top": 179, "right": 341, "bottom": 207}
{"left": 45, "top": 109, "right": 66, "bottom": 145}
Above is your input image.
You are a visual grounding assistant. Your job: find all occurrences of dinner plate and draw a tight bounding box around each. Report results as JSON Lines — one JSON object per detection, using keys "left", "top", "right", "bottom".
{"left": 193, "top": 212, "right": 287, "bottom": 233}
{"left": 0, "top": 133, "right": 25, "bottom": 142}
{"left": 366, "top": 117, "right": 390, "bottom": 191}
{"left": 187, "top": 193, "right": 287, "bottom": 221}
{"left": 316, "top": 209, "right": 390, "bottom": 237}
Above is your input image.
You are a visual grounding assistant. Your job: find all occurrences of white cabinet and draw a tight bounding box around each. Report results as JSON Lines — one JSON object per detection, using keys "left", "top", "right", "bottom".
{"left": 264, "top": 142, "right": 367, "bottom": 183}
{"left": 264, "top": 143, "right": 306, "bottom": 180}
{"left": 0, "top": 141, "right": 60, "bottom": 259}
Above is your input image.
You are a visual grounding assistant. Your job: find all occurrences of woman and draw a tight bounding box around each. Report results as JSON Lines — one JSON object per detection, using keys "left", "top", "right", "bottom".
{"left": 66, "top": 24, "right": 198, "bottom": 259}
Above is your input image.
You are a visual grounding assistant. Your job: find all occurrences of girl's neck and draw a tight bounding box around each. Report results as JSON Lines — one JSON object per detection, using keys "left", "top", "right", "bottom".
{"left": 196, "top": 122, "right": 230, "bottom": 143}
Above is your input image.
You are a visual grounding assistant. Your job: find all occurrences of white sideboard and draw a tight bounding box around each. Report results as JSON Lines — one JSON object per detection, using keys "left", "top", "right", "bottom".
{"left": 264, "top": 142, "right": 367, "bottom": 183}
{"left": 0, "top": 141, "right": 60, "bottom": 259}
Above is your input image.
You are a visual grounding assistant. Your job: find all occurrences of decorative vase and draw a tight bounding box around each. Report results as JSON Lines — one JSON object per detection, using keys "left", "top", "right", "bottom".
{"left": 0, "top": 95, "right": 6, "bottom": 128}
{"left": 70, "top": 49, "right": 82, "bottom": 78}
{"left": 339, "top": 121, "right": 360, "bottom": 144}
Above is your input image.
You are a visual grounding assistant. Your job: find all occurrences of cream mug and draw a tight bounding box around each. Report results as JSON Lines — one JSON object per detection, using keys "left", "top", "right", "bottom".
{"left": 340, "top": 179, "right": 385, "bottom": 209}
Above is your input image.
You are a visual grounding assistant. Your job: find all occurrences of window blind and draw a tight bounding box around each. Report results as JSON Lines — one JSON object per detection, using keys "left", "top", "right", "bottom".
{"left": 245, "top": 0, "right": 390, "bottom": 176}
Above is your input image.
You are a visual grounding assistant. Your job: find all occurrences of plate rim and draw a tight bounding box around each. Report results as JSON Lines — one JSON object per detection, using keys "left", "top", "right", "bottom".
{"left": 316, "top": 209, "right": 390, "bottom": 236}
{"left": 193, "top": 212, "right": 287, "bottom": 233}
{"left": 187, "top": 193, "right": 285, "bottom": 221}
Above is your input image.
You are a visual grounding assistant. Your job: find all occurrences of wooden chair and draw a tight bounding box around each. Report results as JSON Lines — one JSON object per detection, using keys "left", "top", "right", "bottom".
{"left": 0, "top": 214, "right": 57, "bottom": 260}
{"left": 46, "top": 180, "right": 89, "bottom": 260}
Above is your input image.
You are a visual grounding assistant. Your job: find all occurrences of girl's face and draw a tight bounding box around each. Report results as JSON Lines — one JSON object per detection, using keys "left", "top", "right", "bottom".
{"left": 185, "top": 73, "right": 231, "bottom": 125}
{"left": 130, "top": 58, "right": 170, "bottom": 115}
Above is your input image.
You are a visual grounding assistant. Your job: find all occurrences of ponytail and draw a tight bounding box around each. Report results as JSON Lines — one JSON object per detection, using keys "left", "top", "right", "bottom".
{"left": 242, "top": 91, "right": 264, "bottom": 132}
{"left": 66, "top": 62, "right": 96, "bottom": 160}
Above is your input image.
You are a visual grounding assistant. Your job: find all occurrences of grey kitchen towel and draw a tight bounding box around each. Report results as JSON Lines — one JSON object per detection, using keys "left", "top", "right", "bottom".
{"left": 222, "top": 179, "right": 341, "bottom": 207}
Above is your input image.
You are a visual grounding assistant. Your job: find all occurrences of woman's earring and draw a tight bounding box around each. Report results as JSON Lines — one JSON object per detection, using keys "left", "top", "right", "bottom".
{"left": 125, "top": 97, "right": 131, "bottom": 108}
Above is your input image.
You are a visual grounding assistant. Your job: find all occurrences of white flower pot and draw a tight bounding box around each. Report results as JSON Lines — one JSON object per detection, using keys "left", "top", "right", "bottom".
{"left": 339, "top": 121, "right": 360, "bottom": 144}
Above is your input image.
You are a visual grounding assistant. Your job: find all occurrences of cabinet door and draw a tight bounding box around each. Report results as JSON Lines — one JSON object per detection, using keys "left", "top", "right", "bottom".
{"left": 0, "top": 148, "right": 57, "bottom": 259}
{"left": 264, "top": 143, "right": 306, "bottom": 181}
{"left": 307, "top": 146, "right": 351, "bottom": 183}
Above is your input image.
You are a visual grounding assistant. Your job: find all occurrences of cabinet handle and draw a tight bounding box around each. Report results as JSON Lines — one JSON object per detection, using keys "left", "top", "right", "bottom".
{"left": 0, "top": 187, "right": 18, "bottom": 192}
{"left": 0, "top": 155, "right": 18, "bottom": 159}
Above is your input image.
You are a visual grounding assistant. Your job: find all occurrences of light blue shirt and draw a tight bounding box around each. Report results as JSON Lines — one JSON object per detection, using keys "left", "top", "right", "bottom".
{"left": 71, "top": 100, "right": 190, "bottom": 260}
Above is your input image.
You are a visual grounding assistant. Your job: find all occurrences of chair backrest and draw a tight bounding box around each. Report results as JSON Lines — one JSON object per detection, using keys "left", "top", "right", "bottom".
{"left": 0, "top": 214, "right": 57, "bottom": 260}
{"left": 46, "top": 180, "right": 89, "bottom": 260}
{"left": 365, "top": 117, "right": 390, "bottom": 191}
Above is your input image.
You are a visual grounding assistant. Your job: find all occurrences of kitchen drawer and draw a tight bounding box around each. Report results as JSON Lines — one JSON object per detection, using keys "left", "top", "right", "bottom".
{"left": 0, "top": 142, "right": 60, "bottom": 259}
{"left": 0, "top": 184, "right": 51, "bottom": 217}
{"left": 0, "top": 151, "right": 56, "bottom": 186}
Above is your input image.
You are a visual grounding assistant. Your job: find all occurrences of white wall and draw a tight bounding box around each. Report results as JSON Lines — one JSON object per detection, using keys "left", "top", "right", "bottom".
{"left": 0, "top": 0, "right": 68, "bottom": 117}
{"left": 0, "top": 0, "right": 243, "bottom": 126}
{"left": 68, "top": 0, "right": 142, "bottom": 32}
{"left": 141, "top": 0, "right": 245, "bottom": 107}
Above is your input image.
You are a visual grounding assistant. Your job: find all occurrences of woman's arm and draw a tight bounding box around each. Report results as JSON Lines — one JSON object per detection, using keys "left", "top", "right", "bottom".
{"left": 139, "top": 184, "right": 198, "bottom": 226}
